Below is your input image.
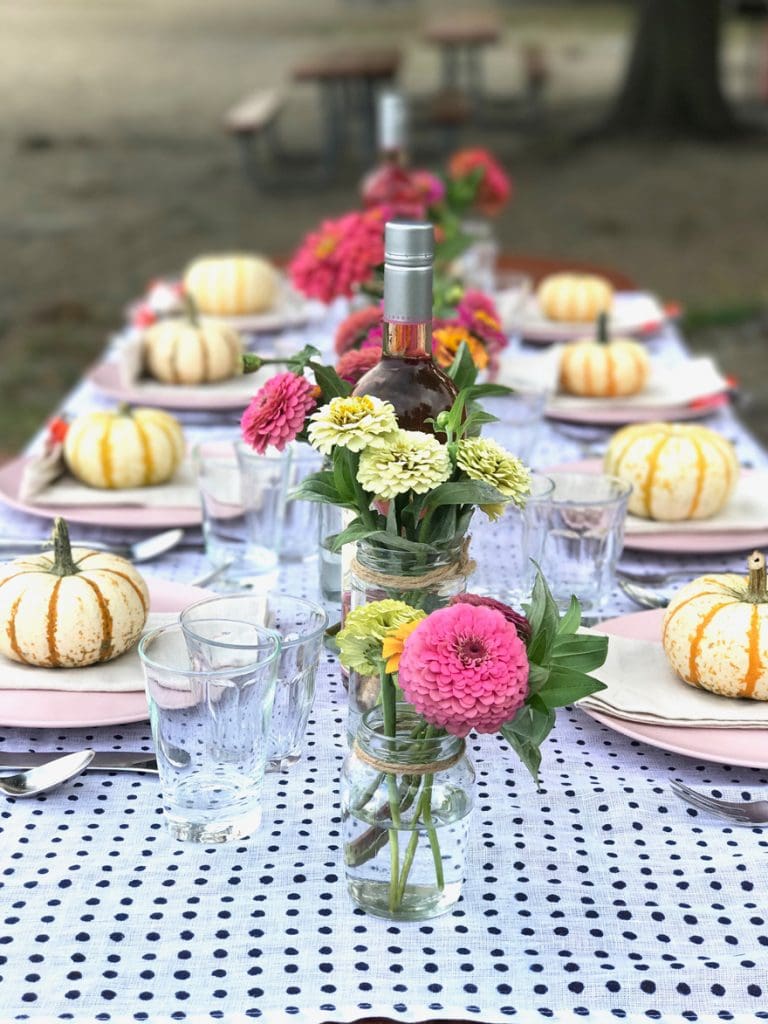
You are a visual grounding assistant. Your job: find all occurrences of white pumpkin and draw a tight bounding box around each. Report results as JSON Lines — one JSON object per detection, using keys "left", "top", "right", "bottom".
{"left": 604, "top": 422, "right": 738, "bottom": 521}
{"left": 143, "top": 316, "right": 242, "bottom": 385}
{"left": 537, "top": 273, "right": 614, "bottom": 323}
{"left": 184, "top": 253, "right": 278, "bottom": 316}
{"left": 560, "top": 314, "right": 649, "bottom": 398}
{"left": 663, "top": 551, "right": 768, "bottom": 700}
{"left": 64, "top": 405, "right": 185, "bottom": 489}
{"left": 0, "top": 517, "right": 149, "bottom": 668}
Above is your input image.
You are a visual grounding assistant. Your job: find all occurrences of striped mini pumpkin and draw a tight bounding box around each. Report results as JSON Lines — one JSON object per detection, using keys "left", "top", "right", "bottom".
{"left": 64, "top": 406, "right": 185, "bottom": 489}
{"left": 0, "top": 517, "right": 149, "bottom": 668}
{"left": 663, "top": 552, "right": 768, "bottom": 700}
{"left": 537, "top": 273, "right": 614, "bottom": 323}
{"left": 184, "top": 254, "right": 278, "bottom": 316}
{"left": 604, "top": 421, "right": 738, "bottom": 521}
{"left": 560, "top": 335, "right": 649, "bottom": 397}
{"left": 143, "top": 318, "right": 242, "bottom": 385}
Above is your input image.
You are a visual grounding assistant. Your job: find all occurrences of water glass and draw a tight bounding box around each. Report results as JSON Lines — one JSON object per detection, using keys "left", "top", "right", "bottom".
{"left": 482, "top": 378, "right": 550, "bottom": 465}
{"left": 193, "top": 441, "right": 321, "bottom": 590}
{"left": 540, "top": 472, "right": 632, "bottom": 617}
{"left": 472, "top": 472, "right": 554, "bottom": 608}
{"left": 138, "top": 622, "right": 280, "bottom": 843}
{"left": 181, "top": 593, "right": 328, "bottom": 772}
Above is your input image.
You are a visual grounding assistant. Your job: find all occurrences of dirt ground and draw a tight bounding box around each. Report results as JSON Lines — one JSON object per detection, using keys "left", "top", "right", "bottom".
{"left": 2, "top": 0, "right": 768, "bottom": 452}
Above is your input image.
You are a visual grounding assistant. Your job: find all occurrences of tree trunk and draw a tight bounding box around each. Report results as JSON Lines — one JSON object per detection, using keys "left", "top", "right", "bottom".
{"left": 603, "top": 0, "right": 741, "bottom": 138}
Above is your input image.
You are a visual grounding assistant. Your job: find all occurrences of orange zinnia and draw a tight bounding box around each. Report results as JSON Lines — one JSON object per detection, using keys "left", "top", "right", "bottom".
{"left": 382, "top": 618, "right": 424, "bottom": 674}
{"left": 432, "top": 326, "right": 489, "bottom": 370}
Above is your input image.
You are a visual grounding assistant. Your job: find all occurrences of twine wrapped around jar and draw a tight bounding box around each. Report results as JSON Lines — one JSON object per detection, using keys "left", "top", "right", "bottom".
{"left": 349, "top": 537, "right": 476, "bottom": 593}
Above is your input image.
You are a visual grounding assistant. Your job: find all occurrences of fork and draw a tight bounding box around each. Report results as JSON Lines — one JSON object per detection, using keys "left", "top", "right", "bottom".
{"left": 670, "top": 780, "right": 768, "bottom": 825}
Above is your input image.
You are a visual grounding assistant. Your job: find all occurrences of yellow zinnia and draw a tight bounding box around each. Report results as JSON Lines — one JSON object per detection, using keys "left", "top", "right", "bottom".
{"left": 308, "top": 395, "right": 398, "bottom": 455}
{"left": 382, "top": 617, "right": 425, "bottom": 674}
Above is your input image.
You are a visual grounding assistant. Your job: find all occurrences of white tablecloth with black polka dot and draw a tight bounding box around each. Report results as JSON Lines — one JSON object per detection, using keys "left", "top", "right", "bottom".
{"left": 1, "top": 310, "right": 767, "bottom": 1024}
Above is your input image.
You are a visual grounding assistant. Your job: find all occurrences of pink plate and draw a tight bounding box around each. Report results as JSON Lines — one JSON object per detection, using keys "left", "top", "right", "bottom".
{"left": 545, "top": 395, "right": 728, "bottom": 426}
{"left": 0, "top": 578, "right": 211, "bottom": 729}
{"left": 589, "top": 609, "right": 768, "bottom": 769}
{"left": 543, "top": 459, "right": 768, "bottom": 554}
{"left": 87, "top": 360, "right": 252, "bottom": 412}
{"left": 0, "top": 455, "right": 202, "bottom": 529}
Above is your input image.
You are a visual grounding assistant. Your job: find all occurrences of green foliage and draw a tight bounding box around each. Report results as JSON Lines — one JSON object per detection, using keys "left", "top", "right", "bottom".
{"left": 503, "top": 569, "right": 608, "bottom": 783}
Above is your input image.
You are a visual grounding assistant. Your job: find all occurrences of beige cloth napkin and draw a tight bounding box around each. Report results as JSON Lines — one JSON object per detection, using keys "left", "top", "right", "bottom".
{"left": 0, "top": 612, "right": 177, "bottom": 692}
{"left": 20, "top": 451, "right": 199, "bottom": 509}
{"left": 579, "top": 630, "right": 768, "bottom": 728}
{"left": 625, "top": 472, "right": 768, "bottom": 536}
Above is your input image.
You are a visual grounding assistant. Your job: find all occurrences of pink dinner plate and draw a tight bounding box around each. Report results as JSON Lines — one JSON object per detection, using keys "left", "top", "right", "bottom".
{"left": 87, "top": 360, "right": 252, "bottom": 412}
{"left": 545, "top": 398, "right": 726, "bottom": 426}
{"left": 543, "top": 458, "right": 768, "bottom": 554}
{"left": 0, "top": 455, "right": 202, "bottom": 529}
{"left": 514, "top": 294, "right": 666, "bottom": 345}
{"left": 0, "top": 577, "right": 211, "bottom": 729}
{"left": 590, "top": 609, "right": 768, "bottom": 769}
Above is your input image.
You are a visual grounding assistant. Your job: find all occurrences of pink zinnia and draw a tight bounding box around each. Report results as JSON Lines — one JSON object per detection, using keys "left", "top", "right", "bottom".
{"left": 288, "top": 207, "right": 388, "bottom": 304}
{"left": 412, "top": 170, "right": 446, "bottom": 208}
{"left": 334, "top": 306, "right": 383, "bottom": 356}
{"left": 336, "top": 345, "right": 382, "bottom": 386}
{"left": 448, "top": 148, "right": 513, "bottom": 217}
{"left": 240, "top": 372, "right": 317, "bottom": 454}
{"left": 398, "top": 604, "right": 529, "bottom": 737}
{"left": 450, "top": 593, "right": 531, "bottom": 644}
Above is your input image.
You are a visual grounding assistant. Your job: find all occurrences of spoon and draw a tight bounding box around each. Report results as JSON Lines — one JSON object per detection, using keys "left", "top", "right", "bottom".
{"left": 618, "top": 578, "right": 670, "bottom": 610}
{"left": 0, "top": 529, "right": 184, "bottom": 563}
{"left": 0, "top": 749, "right": 95, "bottom": 798}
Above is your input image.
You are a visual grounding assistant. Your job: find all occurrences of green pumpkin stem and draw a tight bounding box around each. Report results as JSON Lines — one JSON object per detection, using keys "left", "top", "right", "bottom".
{"left": 596, "top": 312, "right": 610, "bottom": 345}
{"left": 51, "top": 517, "right": 79, "bottom": 577}
{"left": 117, "top": 402, "right": 133, "bottom": 417}
{"left": 181, "top": 290, "right": 200, "bottom": 327}
{"left": 747, "top": 550, "right": 766, "bottom": 602}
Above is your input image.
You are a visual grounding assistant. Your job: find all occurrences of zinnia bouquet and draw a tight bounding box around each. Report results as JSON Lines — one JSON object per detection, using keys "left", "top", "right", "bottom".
{"left": 338, "top": 576, "right": 608, "bottom": 915}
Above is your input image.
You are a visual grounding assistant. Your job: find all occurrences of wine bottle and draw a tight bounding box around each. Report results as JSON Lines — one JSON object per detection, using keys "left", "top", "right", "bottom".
{"left": 360, "top": 92, "right": 424, "bottom": 218}
{"left": 352, "top": 220, "right": 457, "bottom": 433}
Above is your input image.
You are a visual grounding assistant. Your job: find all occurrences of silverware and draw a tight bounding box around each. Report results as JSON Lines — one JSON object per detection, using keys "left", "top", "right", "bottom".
{"left": 0, "top": 751, "right": 158, "bottom": 773}
{"left": 617, "top": 577, "right": 670, "bottom": 610}
{"left": 617, "top": 566, "right": 741, "bottom": 585}
{"left": 0, "top": 750, "right": 95, "bottom": 797}
{"left": 190, "top": 560, "right": 233, "bottom": 588}
{"left": 671, "top": 780, "right": 768, "bottom": 825}
{"left": 0, "top": 529, "right": 184, "bottom": 563}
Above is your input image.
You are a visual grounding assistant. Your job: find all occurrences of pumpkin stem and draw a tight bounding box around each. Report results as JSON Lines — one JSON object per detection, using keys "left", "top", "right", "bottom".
{"left": 51, "top": 517, "right": 80, "bottom": 577}
{"left": 181, "top": 290, "right": 200, "bottom": 326}
{"left": 117, "top": 402, "right": 133, "bottom": 417}
{"left": 596, "top": 312, "right": 610, "bottom": 345}
{"left": 747, "top": 550, "right": 767, "bottom": 601}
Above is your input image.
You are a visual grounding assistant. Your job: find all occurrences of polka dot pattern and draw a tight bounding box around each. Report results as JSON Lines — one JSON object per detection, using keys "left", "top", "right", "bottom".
{"left": 1, "top": 319, "right": 767, "bottom": 1020}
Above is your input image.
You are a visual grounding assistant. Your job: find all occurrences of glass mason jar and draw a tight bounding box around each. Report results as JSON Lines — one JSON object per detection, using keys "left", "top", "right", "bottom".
{"left": 342, "top": 704, "right": 475, "bottom": 921}
{"left": 317, "top": 502, "right": 343, "bottom": 603}
{"left": 346, "top": 536, "right": 471, "bottom": 741}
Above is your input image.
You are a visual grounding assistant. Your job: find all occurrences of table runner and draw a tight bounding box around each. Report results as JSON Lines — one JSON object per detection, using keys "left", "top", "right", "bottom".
{"left": 1, "top": 315, "right": 767, "bottom": 1024}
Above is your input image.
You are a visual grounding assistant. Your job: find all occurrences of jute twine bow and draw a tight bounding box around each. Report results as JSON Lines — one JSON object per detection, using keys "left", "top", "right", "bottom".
{"left": 350, "top": 537, "right": 476, "bottom": 592}
{"left": 352, "top": 739, "right": 464, "bottom": 776}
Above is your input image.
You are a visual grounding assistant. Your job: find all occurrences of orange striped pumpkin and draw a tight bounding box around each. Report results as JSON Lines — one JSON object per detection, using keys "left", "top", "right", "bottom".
{"left": 64, "top": 406, "right": 185, "bottom": 489}
{"left": 143, "top": 317, "right": 242, "bottom": 385}
{"left": 537, "top": 273, "right": 614, "bottom": 323}
{"left": 184, "top": 254, "right": 278, "bottom": 316}
{"left": 604, "top": 422, "right": 738, "bottom": 521}
{"left": 663, "top": 551, "right": 768, "bottom": 700}
{"left": 0, "top": 517, "right": 149, "bottom": 668}
{"left": 560, "top": 315, "right": 649, "bottom": 397}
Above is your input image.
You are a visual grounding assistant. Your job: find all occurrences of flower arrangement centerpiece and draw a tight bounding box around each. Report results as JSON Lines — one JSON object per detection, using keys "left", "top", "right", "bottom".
{"left": 337, "top": 578, "right": 608, "bottom": 919}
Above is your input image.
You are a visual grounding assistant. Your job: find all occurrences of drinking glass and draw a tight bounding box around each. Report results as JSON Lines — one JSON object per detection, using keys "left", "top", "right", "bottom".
{"left": 482, "top": 378, "right": 551, "bottom": 465}
{"left": 181, "top": 593, "right": 328, "bottom": 772}
{"left": 540, "top": 472, "right": 632, "bottom": 617}
{"left": 472, "top": 472, "right": 554, "bottom": 608}
{"left": 138, "top": 622, "right": 280, "bottom": 843}
{"left": 193, "top": 440, "right": 321, "bottom": 590}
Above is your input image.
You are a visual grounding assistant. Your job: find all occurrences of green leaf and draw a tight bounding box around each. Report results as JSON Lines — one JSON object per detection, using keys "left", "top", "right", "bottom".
{"left": 423, "top": 479, "right": 507, "bottom": 511}
{"left": 525, "top": 569, "right": 560, "bottom": 665}
{"left": 500, "top": 702, "right": 556, "bottom": 783}
{"left": 557, "top": 596, "right": 582, "bottom": 636}
{"left": 327, "top": 518, "right": 376, "bottom": 552}
{"left": 332, "top": 447, "right": 359, "bottom": 504}
{"left": 289, "top": 472, "right": 341, "bottom": 505}
{"left": 525, "top": 662, "right": 551, "bottom": 693}
{"left": 551, "top": 634, "right": 609, "bottom": 674}
{"left": 537, "top": 666, "right": 607, "bottom": 708}
{"left": 310, "top": 361, "right": 352, "bottom": 399}
{"left": 463, "top": 383, "right": 513, "bottom": 401}
{"left": 446, "top": 342, "right": 479, "bottom": 391}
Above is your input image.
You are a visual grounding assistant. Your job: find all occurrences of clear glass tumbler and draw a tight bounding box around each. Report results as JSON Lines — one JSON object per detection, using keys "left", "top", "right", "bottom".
{"left": 138, "top": 622, "right": 280, "bottom": 843}
{"left": 181, "top": 593, "right": 328, "bottom": 772}
{"left": 540, "top": 472, "right": 632, "bottom": 617}
{"left": 481, "top": 379, "right": 551, "bottom": 466}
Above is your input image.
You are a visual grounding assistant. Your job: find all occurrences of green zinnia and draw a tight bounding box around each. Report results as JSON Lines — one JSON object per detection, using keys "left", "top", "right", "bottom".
{"left": 336, "top": 600, "right": 426, "bottom": 675}
{"left": 357, "top": 429, "right": 452, "bottom": 499}
{"left": 456, "top": 437, "right": 531, "bottom": 509}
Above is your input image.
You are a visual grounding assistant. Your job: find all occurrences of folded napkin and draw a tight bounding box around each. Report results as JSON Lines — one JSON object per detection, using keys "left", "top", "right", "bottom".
{"left": 0, "top": 612, "right": 177, "bottom": 692}
{"left": 626, "top": 472, "right": 768, "bottom": 536}
{"left": 19, "top": 445, "right": 199, "bottom": 509}
{"left": 579, "top": 630, "right": 768, "bottom": 728}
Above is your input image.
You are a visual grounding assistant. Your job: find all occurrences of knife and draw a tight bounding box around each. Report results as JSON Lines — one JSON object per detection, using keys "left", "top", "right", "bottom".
{"left": 0, "top": 751, "right": 159, "bottom": 773}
